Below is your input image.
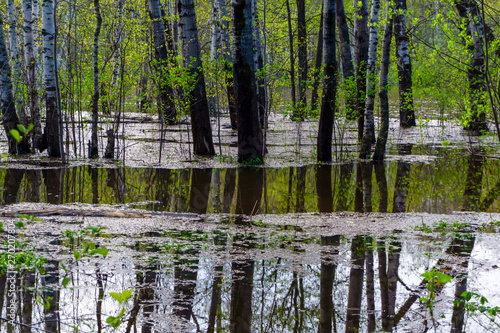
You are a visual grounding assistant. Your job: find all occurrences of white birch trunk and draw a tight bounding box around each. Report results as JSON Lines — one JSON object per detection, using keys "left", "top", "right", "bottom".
{"left": 22, "top": 0, "right": 43, "bottom": 150}
{"left": 42, "top": 0, "right": 61, "bottom": 157}
{"left": 8, "top": 0, "right": 27, "bottom": 125}
{"left": 360, "top": 0, "right": 380, "bottom": 159}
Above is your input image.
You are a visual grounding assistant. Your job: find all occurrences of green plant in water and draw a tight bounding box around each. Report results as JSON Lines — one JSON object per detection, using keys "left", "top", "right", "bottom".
{"left": 455, "top": 291, "right": 500, "bottom": 325}
{"left": 419, "top": 268, "right": 452, "bottom": 324}
{"left": 9, "top": 124, "right": 34, "bottom": 143}
{"left": 107, "top": 289, "right": 134, "bottom": 328}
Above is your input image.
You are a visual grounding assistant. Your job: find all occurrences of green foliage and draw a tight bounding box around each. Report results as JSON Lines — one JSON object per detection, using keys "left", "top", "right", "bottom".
{"left": 419, "top": 269, "right": 452, "bottom": 310}
{"left": 107, "top": 289, "right": 134, "bottom": 328}
{"left": 455, "top": 291, "right": 500, "bottom": 322}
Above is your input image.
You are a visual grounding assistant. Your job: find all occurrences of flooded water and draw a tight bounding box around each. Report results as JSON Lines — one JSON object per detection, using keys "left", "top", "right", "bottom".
{"left": 1, "top": 145, "right": 500, "bottom": 332}
{"left": 2, "top": 146, "right": 500, "bottom": 214}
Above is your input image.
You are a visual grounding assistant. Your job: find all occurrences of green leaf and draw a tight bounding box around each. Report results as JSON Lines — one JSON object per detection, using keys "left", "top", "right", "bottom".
{"left": 461, "top": 291, "right": 472, "bottom": 301}
{"left": 9, "top": 129, "right": 22, "bottom": 143}
{"left": 26, "top": 124, "right": 34, "bottom": 134}
{"left": 90, "top": 248, "right": 108, "bottom": 258}
{"left": 109, "top": 292, "right": 123, "bottom": 304}
{"left": 15, "top": 221, "right": 25, "bottom": 229}
{"left": 17, "top": 124, "right": 27, "bottom": 134}
{"left": 106, "top": 316, "right": 122, "bottom": 328}
{"left": 435, "top": 272, "right": 452, "bottom": 284}
{"left": 121, "top": 289, "right": 133, "bottom": 302}
{"left": 62, "top": 277, "right": 71, "bottom": 288}
{"left": 83, "top": 243, "right": 89, "bottom": 254}
{"left": 74, "top": 250, "right": 82, "bottom": 261}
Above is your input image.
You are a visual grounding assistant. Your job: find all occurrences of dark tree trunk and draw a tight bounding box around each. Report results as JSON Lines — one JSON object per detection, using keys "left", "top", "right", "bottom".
{"left": 336, "top": 0, "right": 356, "bottom": 120}
{"left": 374, "top": 162, "right": 388, "bottom": 212}
{"left": 317, "top": 0, "right": 337, "bottom": 162}
{"left": 345, "top": 236, "right": 365, "bottom": 332}
{"left": 373, "top": 2, "right": 394, "bottom": 161}
{"left": 353, "top": 0, "right": 369, "bottom": 140}
{"left": 316, "top": 164, "right": 333, "bottom": 212}
{"left": 229, "top": 260, "right": 254, "bottom": 333}
{"left": 233, "top": 0, "right": 264, "bottom": 163}
{"left": 147, "top": 0, "right": 176, "bottom": 123}
{"left": 394, "top": 0, "right": 416, "bottom": 127}
{"left": 295, "top": 0, "right": 307, "bottom": 120}
{"left": 188, "top": 168, "right": 212, "bottom": 214}
{"left": 178, "top": 0, "right": 216, "bottom": 156}
{"left": 318, "top": 235, "right": 340, "bottom": 333}
{"left": 310, "top": 2, "right": 323, "bottom": 113}
{"left": 236, "top": 168, "right": 263, "bottom": 215}
{"left": 0, "top": 18, "right": 31, "bottom": 154}
{"left": 393, "top": 144, "right": 412, "bottom": 213}
{"left": 462, "top": 152, "right": 484, "bottom": 211}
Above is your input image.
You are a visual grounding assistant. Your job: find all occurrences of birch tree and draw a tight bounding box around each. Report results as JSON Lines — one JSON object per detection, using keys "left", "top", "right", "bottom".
{"left": 373, "top": 2, "right": 394, "bottom": 161}
{"left": 8, "top": 0, "right": 27, "bottom": 126}
{"left": 394, "top": 0, "right": 416, "bottom": 127}
{"left": 233, "top": 0, "right": 264, "bottom": 163}
{"left": 295, "top": 0, "right": 307, "bottom": 119}
{"left": 178, "top": 0, "right": 215, "bottom": 156}
{"left": 42, "top": 0, "right": 61, "bottom": 157}
{"left": 0, "top": 18, "right": 30, "bottom": 154}
{"left": 22, "top": 0, "right": 43, "bottom": 150}
{"left": 317, "top": 0, "right": 336, "bottom": 162}
{"left": 360, "top": 0, "right": 381, "bottom": 159}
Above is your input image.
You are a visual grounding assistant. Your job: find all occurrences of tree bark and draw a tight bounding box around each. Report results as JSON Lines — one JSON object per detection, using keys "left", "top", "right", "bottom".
{"left": 233, "top": 0, "right": 264, "bottom": 163}
{"left": 317, "top": 0, "right": 337, "bottom": 163}
{"left": 360, "top": 0, "right": 380, "bottom": 159}
{"left": 0, "top": 18, "right": 30, "bottom": 154}
{"left": 373, "top": 3, "right": 394, "bottom": 161}
{"left": 253, "top": 3, "right": 266, "bottom": 127}
{"left": 394, "top": 0, "right": 416, "bottom": 127}
{"left": 22, "top": 0, "right": 43, "bottom": 151}
{"left": 147, "top": 0, "right": 176, "bottom": 123}
{"left": 353, "top": 0, "right": 369, "bottom": 139}
{"left": 178, "top": 0, "right": 216, "bottom": 156}
{"left": 8, "top": 0, "right": 27, "bottom": 126}
{"left": 42, "top": 0, "right": 61, "bottom": 157}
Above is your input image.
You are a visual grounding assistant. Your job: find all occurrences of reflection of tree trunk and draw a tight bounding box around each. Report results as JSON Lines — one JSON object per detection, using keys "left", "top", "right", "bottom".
{"left": 287, "top": 167, "right": 294, "bottom": 213}
{"left": 230, "top": 260, "right": 254, "bottom": 333}
{"left": 42, "top": 260, "right": 60, "bottom": 332}
{"left": 0, "top": 273, "right": 6, "bottom": 326}
{"left": 189, "top": 168, "right": 212, "bottom": 214}
{"left": 87, "top": 167, "right": 99, "bottom": 205}
{"left": 295, "top": 166, "right": 306, "bottom": 212}
{"left": 3, "top": 169, "right": 24, "bottom": 205}
{"left": 462, "top": 153, "right": 484, "bottom": 211}
{"left": 317, "top": 165, "right": 333, "bottom": 213}
{"left": 25, "top": 170, "right": 42, "bottom": 202}
{"left": 141, "top": 267, "right": 157, "bottom": 333}
{"left": 106, "top": 168, "right": 125, "bottom": 204}
{"left": 394, "top": 235, "right": 474, "bottom": 326}
{"left": 393, "top": 144, "right": 412, "bottom": 213}
{"left": 365, "top": 238, "right": 375, "bottom": 332}
{"left": 211, "top": 169, "right": 222, "bottom": 213}
{"left": 21, "top": 271, "right": 36, "bottom": 333}
{"left": 378, "top": 239, "right": 401, "bottom": 331}
{"left": 44, "top": 169, "right": 64, "bottom": 204}
{"left": 176, "top": 169, "right": 190, "bottom": 212}
{"left": 154, "top": 169, "right": 172, "bottom": 210}
{"left": 361, "top": 162, "right": 373, "bottom": 212}
{"left": 236, "top": 168, "right": 264, "bottom": 215}
{"left": 173, "top": 257, "right": 198, "bottom": 322}
{"left": 223, "top": 168, "right": 236, "bottom": 213}
{"left": 208, "top": 234, "right": 227, "bottom": 333}
{"left": 377, "top": 241, "right": 389, "bottom": 330}
{"left": 374, "top": 163, "right": 387, "bottom": 212}
{"left": 345, "top": 236, "right": 365, "bottom": 332}
{"left": 318, "top": 235, "right": 340, "bottom": 333}
{"left": 336, "top": 164, "right": 353, "bottom": 211}
{"left": 354, "top": 164, "right": 363, "bottom": 212}
{"left": 96, "top": 270, "right": 106, "bottom": 333}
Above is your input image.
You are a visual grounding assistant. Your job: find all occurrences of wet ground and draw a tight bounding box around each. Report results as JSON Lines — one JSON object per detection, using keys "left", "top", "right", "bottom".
{"left": 0, "top": 113, "right": 500, "bottom": 332}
